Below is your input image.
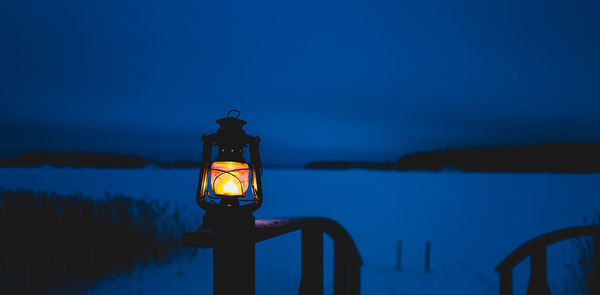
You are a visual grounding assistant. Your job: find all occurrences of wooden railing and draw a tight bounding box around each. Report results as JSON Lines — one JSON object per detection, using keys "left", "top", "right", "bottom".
{"left": 183, "top": 217, "right": 362, "bottom": 295}
{"left": 495, "top": 225, "right": 600, "bottom": 295}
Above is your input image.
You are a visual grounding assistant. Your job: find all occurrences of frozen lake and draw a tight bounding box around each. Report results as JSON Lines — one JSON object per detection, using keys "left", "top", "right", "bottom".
{"left": 1, "top": 167, "right": 599, "bottom": 294}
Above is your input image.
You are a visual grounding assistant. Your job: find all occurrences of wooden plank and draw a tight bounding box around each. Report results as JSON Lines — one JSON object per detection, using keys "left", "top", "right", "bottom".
{"left": 349, "top": 261, "right": 361, "bottom": 295}
{"left": 334, "top": 240, "right": 348, "bottom": 295}
{"left": 334, "top": 239, "right": 362, "bottom": 295}
{"left": 499, "top": 268, "right": 513, "bottom": 295}
{"left": 299, "top": 228, "right": 323, "bottom": 295}
{"left": 526, "top": 248, "right": 551, "bottom": 295}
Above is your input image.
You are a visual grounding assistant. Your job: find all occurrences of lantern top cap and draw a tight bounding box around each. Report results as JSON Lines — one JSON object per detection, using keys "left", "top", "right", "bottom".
{"left": 216, "top": 110, "right": 246, "bottom": 128}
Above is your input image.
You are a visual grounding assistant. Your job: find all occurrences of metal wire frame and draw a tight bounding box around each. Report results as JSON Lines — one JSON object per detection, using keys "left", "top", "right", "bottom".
{"left": 211, "top": 167, "right": 250, "bottom": 195}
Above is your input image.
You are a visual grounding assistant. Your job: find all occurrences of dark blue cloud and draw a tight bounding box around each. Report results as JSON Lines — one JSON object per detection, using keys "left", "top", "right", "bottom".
{"left": 1, "top": 0, "right": 599, "bottom": 164}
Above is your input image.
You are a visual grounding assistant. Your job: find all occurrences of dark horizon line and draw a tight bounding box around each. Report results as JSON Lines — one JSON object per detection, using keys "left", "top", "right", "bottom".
{"left": 1, "top": 142, "right": 599, "bottom": 172}
{"left": 0, "top": 151, "right": 303, "bottom": 169}
{"left": 308, "top": 142, "right": 600, "bottom": 173}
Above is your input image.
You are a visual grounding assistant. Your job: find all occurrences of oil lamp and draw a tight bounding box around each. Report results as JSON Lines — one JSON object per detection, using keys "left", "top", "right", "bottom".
{"left": 196, "top": 110, "right": 262, "bottom": 231}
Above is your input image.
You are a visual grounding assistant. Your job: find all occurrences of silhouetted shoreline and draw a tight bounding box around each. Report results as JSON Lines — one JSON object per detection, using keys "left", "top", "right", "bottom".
{"left": 305, "top": 161, "right": 395, "bottom": 170}
{"left": 306, "top": 143, "right": 600, "bottom": 173}
{"left": 2, "top": 143, "right": 599, "bottom": 172}
{"left": 0, "top": 152, "right": 202, "bottom": 169}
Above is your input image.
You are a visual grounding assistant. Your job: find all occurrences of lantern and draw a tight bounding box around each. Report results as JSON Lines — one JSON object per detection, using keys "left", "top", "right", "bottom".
{"left": 196, "top": 110, "right": 263, "bottom": 216}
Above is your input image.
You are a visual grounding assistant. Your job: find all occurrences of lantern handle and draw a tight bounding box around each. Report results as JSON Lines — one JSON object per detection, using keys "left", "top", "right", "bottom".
{"left": 227, "top": 110, "right": 241, "bottom": 119}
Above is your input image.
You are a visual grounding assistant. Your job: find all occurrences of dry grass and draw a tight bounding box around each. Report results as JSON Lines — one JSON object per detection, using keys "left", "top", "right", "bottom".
{"left": 0, "top": 189, "right": 198, "bottom": 294}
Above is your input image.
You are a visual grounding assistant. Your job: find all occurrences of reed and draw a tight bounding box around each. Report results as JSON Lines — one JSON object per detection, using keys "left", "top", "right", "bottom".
{"left": 0, "top": 189, "right": 198, "bottom": 294}
{"left": 567, "top": 211, "right": 599, "bottom": 294}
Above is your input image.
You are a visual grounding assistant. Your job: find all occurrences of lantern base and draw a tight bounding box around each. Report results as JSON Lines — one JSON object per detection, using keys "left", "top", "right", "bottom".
{"left": 200, "top": 208, "right": 255, "bottom": 233}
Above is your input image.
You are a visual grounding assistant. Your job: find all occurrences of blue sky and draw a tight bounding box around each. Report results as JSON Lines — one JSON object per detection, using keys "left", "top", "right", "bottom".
{"left": 1, "top": 0, "right": 599, "bottom": 165}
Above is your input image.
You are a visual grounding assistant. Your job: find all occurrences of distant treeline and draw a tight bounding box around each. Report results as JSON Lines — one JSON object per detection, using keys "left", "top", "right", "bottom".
{"left": 0, "top": 189, "right": 198, "bottom": 294}
{"left": 306, "top": 143, "right": 600, "bottom": 173}
{"left": 3, "top": 143, "right": 600, "bottom": 172}
{"left": 305, "top": 161, "right": 394, "bottom": 170}
{"left": 0, "top": 152, "right": 201, "bottom": 169}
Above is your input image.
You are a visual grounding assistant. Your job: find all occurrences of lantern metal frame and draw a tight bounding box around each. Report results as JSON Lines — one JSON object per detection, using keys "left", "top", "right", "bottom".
{"left": 196, "top": 110, "right": 263, "bottom": 213}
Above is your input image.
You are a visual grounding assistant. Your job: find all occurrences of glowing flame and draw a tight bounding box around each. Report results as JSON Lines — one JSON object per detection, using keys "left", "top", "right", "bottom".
{"left": 222, "top": 178, "right": 241, "bottom": 195}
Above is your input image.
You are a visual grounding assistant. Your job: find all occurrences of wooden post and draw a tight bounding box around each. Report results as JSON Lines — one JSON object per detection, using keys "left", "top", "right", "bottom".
{"left": 499, "top": 268, "right": 513, "bottom": 295}
{"left": 299, "top": 228, "right": 323, "bottom": 295}
{"left": 334, "top": 239, "right": 360, "bottom": 295}
{"left": 526, "top": 247, "right": 551, "bottom": 295}
{"left": 334, "top": 240, "right": 347, "bottom": 295}
{"left": 425, "top": 241, "right": 431, "bottom": 273}
{"left": 349, "top": 260, "right": 361, "bottom": 295}
{"left": 213, "top": 238, "right": 255, "bottom": 295}
{"left": 396, "top": 240, "right": 402, "bottom": 271}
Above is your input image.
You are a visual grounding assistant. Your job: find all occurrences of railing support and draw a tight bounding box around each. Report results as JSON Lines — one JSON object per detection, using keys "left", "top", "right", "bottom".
{"left": 499, "top": 268, "right": 512, "bottom": 295}
{"left": 526, "top": 247, "right": 550, "bottom": 295}
{"left": 183, "top": 217, "right": 362, "bottom": 295}
{"left": 299, "top": 228, "right": 323, "bottom": 295}
{"left": 334, "top": 239, "right": 360, "bottom": 295}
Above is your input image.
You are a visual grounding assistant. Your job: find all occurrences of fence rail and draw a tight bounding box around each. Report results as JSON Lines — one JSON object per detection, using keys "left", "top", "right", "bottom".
{"left": 495, "top": 225, "right": 600, "bottom": 295}
{"left": 183, "top": 217, "right": 362, "bottom": 295}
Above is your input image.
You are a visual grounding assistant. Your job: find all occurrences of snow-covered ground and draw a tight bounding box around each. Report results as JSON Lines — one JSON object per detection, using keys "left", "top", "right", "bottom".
{"left": 1, "top": 167, "right": 598, "bottom": 294}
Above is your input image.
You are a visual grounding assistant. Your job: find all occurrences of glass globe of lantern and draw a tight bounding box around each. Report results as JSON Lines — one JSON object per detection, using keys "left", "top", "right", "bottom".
{"left": 210, "top": 161, "right": 250, "bottom": 197}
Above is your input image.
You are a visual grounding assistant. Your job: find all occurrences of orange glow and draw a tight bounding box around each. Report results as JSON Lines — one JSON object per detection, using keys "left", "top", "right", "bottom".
{"left": 210, "top": 161, "right": 250, "bottom": 196}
